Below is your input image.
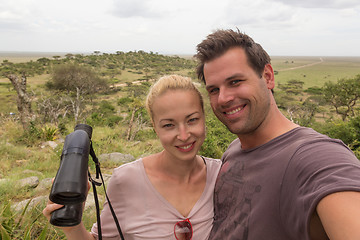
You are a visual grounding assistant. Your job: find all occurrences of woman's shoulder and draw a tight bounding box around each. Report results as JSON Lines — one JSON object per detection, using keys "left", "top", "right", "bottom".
{"left": 201, "top": 156, "right": 222, "bottom": 170}
{"left": 202, "top": 156, "right": 221, "bottom": 163}
{"left": 111, "top": 158, "right": 144, "bottom": 181}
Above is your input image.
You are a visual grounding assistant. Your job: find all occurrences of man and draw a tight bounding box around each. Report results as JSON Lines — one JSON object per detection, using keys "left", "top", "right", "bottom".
{"left": 195, "top": 29, "right": 360, "bottom": 240}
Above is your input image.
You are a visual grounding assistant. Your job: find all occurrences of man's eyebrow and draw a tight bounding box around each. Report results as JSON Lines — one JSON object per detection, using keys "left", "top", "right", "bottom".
{"left": 225, "top": 73, "right": 246, "bottom": 81}
{"left": 205, "top": 84, "right": 215, "bottom": 91}
{"left": 205, "top": 73, "right": 246, "bottom": 90}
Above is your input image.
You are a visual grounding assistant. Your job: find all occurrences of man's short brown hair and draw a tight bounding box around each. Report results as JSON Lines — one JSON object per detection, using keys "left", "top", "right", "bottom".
{"left": 195, "top": 29, "right": 271, "bottom": 83}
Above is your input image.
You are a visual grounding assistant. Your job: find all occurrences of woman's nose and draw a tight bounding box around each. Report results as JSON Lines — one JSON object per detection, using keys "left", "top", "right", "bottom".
{"left": 177, "top": 125, "right": 190, "bottom": 141}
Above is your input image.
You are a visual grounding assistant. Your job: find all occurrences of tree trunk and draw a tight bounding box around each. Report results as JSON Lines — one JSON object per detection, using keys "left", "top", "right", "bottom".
{"left": 126, "top": 107, "right": 136, "bottom": 141}
{"left": 7, "top": 73, "right": 33, "bottom": 129}
{"left": 130, "top": 112, "right": 144, "bottom": 141}
{"left": 75, "top": 87, "right": 81, "bottom": 123}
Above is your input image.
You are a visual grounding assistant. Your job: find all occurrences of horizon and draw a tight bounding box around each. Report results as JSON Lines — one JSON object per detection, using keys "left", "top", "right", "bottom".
{"left": 1, "top": 51, "right": 360, "bottom": 59}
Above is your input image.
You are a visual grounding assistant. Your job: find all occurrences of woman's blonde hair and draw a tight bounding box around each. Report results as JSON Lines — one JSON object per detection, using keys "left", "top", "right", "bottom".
{"left": 146, "top": 74, "right": 204, "bottom": 124}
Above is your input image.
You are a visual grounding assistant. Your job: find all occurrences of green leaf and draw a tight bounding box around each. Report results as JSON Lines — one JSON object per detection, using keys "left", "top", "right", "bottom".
{"left": 0, "top": 224, "right": 11, "bottom": 240}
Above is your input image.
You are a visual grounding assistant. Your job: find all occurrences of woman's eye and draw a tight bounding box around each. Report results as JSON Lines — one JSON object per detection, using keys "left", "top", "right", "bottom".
{"left": 188, "top": 118, "right": 199, "bottom": 124}
{"left": 163, "top": 123, "right": 173, "bottom": 128}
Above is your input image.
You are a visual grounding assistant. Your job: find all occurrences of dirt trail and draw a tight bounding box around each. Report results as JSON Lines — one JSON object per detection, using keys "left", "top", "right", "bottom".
{"left": 277, "top": 57, "right": 323, "bottom": 72}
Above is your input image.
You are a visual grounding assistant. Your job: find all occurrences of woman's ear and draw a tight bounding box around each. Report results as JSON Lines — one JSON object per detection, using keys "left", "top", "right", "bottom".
{"left": 152, "top": 121, "right": 159, "bottom": 136}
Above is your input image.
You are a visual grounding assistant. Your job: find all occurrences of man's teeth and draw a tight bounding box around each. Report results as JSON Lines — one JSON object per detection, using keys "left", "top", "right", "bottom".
{"left": 179, "top": 144, "right": 192, "bottom": 149}
{"left": 225, "top": 107, "right": 243, "bottom": 115}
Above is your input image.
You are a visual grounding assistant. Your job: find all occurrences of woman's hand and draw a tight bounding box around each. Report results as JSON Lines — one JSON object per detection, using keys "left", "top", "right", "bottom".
{"left": 42, "top": 199, "right": 64, "bottom": 223}
{"left": 42, "top": 178, "right": 91, "bottom": 228}
{"left": 42, "top": 179, "right": 95, "bottom": 240}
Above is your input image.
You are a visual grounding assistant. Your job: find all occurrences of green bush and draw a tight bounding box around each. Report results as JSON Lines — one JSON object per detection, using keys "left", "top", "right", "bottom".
{"left": 199, "top": 114, "right": 237, "bottom": 159}
{"left": 117, "top": 97, "right": 133, "bottom": 105}
{"left": 86, "top": 112, "right": 104, "bottom": 126}
{"left": 314, "top": 120, "right": 356, "bottom": 146}
{"left": 99, "top": 100, "right": 115, "bottom": 114}
{"left": 86, "top": 112, "right": 123, "bottom": 127}
{"left": 86, "top": 101, "right": 123, "bottom": 127}
{"left": 57, "top": 121, "right": 69, "bottom": 136}
{"left": 313, "top": 116, "right": 360, "bottom": 159}
{"left": 106, "top": 115, "right": 123, "bottom": 127}
{"left": 41, "top": 125, "right": 59, "bottom": 141}
{"left": 134, "top": 128, "right": 157, "bottom": 141}
{"left": 17, "top": 122, "right": 42, "bottom": 145}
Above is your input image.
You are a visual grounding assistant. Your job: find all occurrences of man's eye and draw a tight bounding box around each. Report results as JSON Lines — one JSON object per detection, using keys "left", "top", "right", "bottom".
{"left": 230, "top": 80, "right": 242, "bottom": 85}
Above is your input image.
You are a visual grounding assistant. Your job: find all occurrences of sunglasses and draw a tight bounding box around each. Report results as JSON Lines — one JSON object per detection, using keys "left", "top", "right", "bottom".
{"left": 174, "top": 218, "right": 193, "bottom": 240}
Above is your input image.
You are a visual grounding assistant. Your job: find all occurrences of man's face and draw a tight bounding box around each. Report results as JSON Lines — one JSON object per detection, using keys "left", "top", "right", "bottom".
{"left": 203, "top": 47, "right": 273, "bottom": 137}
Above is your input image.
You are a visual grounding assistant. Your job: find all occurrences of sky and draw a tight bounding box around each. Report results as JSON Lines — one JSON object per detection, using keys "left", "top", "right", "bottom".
{"left": 1, "top": 0, "right": 360, "bottom": 56}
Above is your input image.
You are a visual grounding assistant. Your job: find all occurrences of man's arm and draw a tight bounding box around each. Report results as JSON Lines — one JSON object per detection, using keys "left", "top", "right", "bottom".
{"left": 316, "top": 191, "right": 360, "bottom": 240}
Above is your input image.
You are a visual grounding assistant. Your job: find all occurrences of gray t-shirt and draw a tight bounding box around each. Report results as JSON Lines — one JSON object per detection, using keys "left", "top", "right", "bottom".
{"left": 209, "top": 127, "right": 360, "bottom": 240}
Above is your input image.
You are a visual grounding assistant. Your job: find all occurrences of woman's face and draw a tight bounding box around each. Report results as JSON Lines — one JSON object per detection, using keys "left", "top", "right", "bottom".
{"left": 152, "top": 89, "right": 205, "bottom": 162}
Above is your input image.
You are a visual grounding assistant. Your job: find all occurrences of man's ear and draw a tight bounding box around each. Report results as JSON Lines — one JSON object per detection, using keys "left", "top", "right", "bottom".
{"left": 263, "top": 64, "right": 275, "bottom": 90}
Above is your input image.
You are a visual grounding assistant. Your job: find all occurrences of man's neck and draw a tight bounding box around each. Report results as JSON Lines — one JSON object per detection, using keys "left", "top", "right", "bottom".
{"left": 238, "top": 109, "right": 298, "bottom": 150}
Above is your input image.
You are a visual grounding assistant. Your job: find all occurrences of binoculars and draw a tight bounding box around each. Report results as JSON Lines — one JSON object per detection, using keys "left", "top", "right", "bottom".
{"left": 49, "top": 124, "right": 93, "bottom": 227}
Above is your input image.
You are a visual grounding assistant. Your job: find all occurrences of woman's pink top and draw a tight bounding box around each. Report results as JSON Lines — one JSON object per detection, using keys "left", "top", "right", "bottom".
{"left": 91, "top": 157, "right": 221, "bottom": 240}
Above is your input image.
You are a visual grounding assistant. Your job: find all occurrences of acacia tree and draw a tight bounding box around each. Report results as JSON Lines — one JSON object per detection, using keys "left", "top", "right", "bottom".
{"left": 0, "top": 60, "right": 45, "bottom": 129}
{"left": 47, "top": 64, "right": 108, "bottom": 123}
{"left": 37, "top": 94, "right": 71, "bottom": 124}
{"left": 6, "top": 73, "right": 34, "bottom": 129}
{"left": 118, "top": 84, "right": 149, "bottom": 141}
{"left": 323, "top": 75, "right": 360, "bottom": 121}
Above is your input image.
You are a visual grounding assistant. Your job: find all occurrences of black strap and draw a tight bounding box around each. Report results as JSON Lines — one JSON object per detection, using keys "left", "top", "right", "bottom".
{"left": 89, "top": 172, "right": 102, "bottom": 239}
{"left": 89, "top": 142, "right": 125, "bottom": 240}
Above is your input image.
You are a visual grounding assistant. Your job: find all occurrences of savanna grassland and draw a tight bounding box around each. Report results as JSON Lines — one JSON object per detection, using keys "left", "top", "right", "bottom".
{"left": 272, "top": 56, "right": 360, "bottom": 88}
{"left": 0, "top": 51, "right": 359, "bottom": 239}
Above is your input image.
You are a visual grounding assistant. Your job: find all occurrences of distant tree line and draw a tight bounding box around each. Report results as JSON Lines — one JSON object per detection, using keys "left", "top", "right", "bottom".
{"left": 0, "top": 51, "right": 196, "bottom": 127}
{"left": 0, "top": 51, "right": 359, "bottom": 158}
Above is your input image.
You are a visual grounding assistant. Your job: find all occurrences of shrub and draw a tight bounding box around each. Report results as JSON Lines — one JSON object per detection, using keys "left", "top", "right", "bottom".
{"left": 313, "top": 116, "right": 360, "bottom": 160}
{"left": 117, "top": 97, "right": 133, "bottom": 105}
{"left": 106, "top": 115, "right": 123, "bottom": 127}
{"left": 41, "top": 125, "right": 59, "bottom": 141}
{"left": 17, "top": 122, "right": 42, "bottom": 145}
{"left": 199, "top": 114, "right": 237, "bottom": 159}
{"left": 99, "top": 100, "right": 115, "bottom": 114}
{"left": 134, "top": 128, "right": 157, "bottom": 141}
{"left": 86, "top": 113, "right": 123, "bottom": 127}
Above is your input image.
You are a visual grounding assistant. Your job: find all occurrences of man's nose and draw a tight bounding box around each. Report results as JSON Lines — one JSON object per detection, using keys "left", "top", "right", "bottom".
{"left": 218, "top": 88, "right": 234, "bottom": 105}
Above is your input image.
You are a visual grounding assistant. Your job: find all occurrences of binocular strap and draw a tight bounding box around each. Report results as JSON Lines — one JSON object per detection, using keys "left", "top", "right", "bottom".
{"left": 89, "top": 143, "right": 125, "bottom": 240}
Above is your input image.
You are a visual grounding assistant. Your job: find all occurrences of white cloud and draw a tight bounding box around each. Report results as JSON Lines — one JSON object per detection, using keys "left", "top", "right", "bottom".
{"left": 0, "top": 0, "right": 359, "bottom": 55}
{"left": 111, "top": 0, "right": 165, "bottom": 18}
{"left": 223, "top": 0, "right": 296, "bottom": 28}
{"left": 271, "top": 0, "right": 360, "bottom": 9}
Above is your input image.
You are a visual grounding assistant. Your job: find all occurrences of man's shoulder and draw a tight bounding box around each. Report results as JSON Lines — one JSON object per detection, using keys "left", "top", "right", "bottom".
{"left": 290, "top": 127, "right": 348, "bottom": 150}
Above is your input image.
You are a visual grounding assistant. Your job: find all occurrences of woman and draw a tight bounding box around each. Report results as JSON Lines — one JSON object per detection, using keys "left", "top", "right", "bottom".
{"left": 43, "top": 75, "right": 221, "bottom": 240}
